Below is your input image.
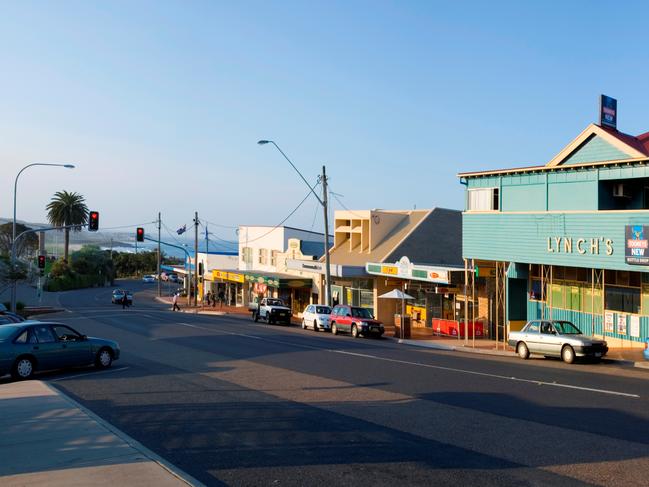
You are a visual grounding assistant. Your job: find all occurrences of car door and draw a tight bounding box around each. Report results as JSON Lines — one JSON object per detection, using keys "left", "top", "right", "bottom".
{"left": 522, "top": 321, "right": 542, "bottom": 354}
{"left": 542, "top": 322, "right": 562, "bottom": 356}
{"left": 538, "top": 321, "right": 558, "bottom": 355}
{"left": 31, "top": 324, "right": 67, "bottom": 370}
{"left": 337, "top": 306, "right": 351, "bottom": 332}
{"left": 51, "top": 324, "right": 93, "bottom": 367}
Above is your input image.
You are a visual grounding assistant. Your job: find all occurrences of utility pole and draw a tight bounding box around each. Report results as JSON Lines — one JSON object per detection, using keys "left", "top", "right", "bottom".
{"left": 157, "top": 212, "right": 161, "bottom": 297}
{"left": 322, "top": 165, "right": 332, "bottom": 307}
{"left": 194, "top": 211, "right": 199, "bottom": 307}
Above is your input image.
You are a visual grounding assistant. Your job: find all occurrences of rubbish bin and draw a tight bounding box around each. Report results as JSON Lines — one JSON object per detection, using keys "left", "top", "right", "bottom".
{"left": 394, "top": 314, "right": 411, "bottom": 339}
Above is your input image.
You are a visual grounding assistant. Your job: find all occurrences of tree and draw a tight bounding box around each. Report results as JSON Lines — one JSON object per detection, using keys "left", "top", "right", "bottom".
{"left": 0, "top": 222, "right": 38, "bottom": 259}
{"left": 45, "top": 191, "right": 89, "bottom": 262}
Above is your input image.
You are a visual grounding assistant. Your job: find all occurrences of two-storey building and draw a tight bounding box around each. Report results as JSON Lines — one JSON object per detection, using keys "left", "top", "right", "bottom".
{"left": 459, "top": 121, "right": 649, "bottom": 348}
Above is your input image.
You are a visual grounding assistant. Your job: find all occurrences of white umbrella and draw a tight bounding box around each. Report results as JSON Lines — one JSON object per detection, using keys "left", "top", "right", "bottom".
{"left": 378, "top": 289, "right": 415, "bottom": 300}
{"left": 379, "top": 288, "right": 415, "bottom": 339}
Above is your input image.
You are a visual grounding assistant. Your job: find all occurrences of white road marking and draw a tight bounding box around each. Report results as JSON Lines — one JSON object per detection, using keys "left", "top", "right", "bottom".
{"left": 332, "top": 350, "right": 640, "bottom": 398}
{"left": 50, "top": 366, "right": 130, "bottom": 382}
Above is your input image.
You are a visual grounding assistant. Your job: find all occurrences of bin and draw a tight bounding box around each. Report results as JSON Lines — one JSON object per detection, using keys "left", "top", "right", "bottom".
{"left": 394, "top": 314, "right": 411, "bottom": 339}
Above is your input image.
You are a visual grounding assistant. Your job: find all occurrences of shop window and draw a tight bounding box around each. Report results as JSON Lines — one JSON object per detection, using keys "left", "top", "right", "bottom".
{"left": 576, "top": 268, "right": 588, "bottom": 283}
{"left": 605, "top": 286, "right": 640, "bottom": 314}
{"left": 258, "top": 248, "right": 268, "bottom": 265}
{"left": 530, "top": 279, "right": 545, "bottom": 301}
{"left": 270, "top": 250, "right": 278, "bottom": 266}
{"left": 582, "top": 287, "right": 603, "bottom": 314}
{"left": 467, "top": 188, "right": 499, "bottom": 211}
{"left": 550, "top": 284, "right": 565, "bottom": 309}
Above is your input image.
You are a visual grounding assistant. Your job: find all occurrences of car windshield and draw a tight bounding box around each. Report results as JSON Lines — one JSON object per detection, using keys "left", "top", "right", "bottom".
{"left": 553, "top": 321, "right": 582, "bottom": 335}
{"left": 0, "top": 325, "right": 20, "bottom": 340}
{"left": 316, "top": 306, "right": 331, "bottom": 314}
{"left": 267, "top": 299, "right": 284, "bottom": 306}
{"left": 351, "top": 308, "right": 373, "bottom": 319}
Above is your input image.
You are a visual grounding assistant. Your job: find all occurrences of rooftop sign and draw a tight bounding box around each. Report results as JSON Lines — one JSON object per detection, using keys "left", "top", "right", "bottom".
{"left": 600, "top": 94, "right": 617, "bottom": 129}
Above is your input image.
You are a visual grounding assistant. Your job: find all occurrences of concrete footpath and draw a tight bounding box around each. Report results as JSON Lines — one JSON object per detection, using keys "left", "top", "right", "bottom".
{"left": 0, "top": 381, "right": 203, "bottom": 487}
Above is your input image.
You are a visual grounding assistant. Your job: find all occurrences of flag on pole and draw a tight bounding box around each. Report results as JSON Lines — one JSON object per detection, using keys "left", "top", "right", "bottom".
{"left": 177, "top": 224, "right": 187, "bottom": 235}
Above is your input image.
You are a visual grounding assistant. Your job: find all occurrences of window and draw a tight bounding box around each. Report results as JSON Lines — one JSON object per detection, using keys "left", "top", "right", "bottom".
{"left": 270, "top": 250, "right": 278, "bottom": 266}
{"left": 258, "top": 249, "right": 268, "bottom": 265}
{"left": 14, "top": 329, "right": 37, "bottom": 344}
{"left": 33, "top": 326, "right": 56, "bottom": 343}
{"left": 242, "top": 247, "right": 252, "bottom": 265}
{"left": 526, "top": 321, "right": 540, "bottom": 333}
{"left": 605, "top": 286, "right": 640, "bottom": 314}
{"left": 467, "top": 188, "right": 499, "bottom": 211}
{"left": 52, "top": 325, "right": 82, "bottom": 342}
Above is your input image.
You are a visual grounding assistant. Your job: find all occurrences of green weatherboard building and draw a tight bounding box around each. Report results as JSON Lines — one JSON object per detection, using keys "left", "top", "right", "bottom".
{"left": 459, "top": 120, "right": 649, "bottom": 347}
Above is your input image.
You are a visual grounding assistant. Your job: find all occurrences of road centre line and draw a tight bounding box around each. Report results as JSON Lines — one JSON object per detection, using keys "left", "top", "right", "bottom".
{"left": 50, "top": 366, "right": 131, "bottom": 382}
{"left": 173, "top": 323, "right": 640, "bottom": 399}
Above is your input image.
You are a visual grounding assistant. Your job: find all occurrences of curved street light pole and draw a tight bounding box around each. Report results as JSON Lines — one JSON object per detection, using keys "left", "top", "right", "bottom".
{"left": 257, "top": 140, "right": 332, "bottom": 307}
{"left": 11, "top": 163, "right": 75, "bottom": 311}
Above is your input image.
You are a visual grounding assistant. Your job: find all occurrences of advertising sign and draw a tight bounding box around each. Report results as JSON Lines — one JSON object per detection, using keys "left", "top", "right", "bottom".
{"left": 629, "top": 315, "right": 640, "bottom": 338}
{"left": 604, "top": 311, "right": 614, "bottom": 333}
{"left": 600, "top": 94, "right": 617, "bottom": 129}
{"left": 625, "top": 225, "right": 649, "bottom": 265}
{"left": 617, "top": 314, "right": 627, "bottom": 335}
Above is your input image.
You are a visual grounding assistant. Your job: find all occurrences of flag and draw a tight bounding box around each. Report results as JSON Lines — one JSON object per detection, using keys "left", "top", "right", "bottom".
{"left": 177, "top": 224, "right": 186, "bottom": 235}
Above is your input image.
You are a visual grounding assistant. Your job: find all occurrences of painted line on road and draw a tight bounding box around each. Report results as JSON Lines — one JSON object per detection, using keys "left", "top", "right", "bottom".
{"left": 332, "top": 350, "right": 640, "bottom": 398}
{"left": 50, "top": 366, "right": 131, "bottom": 382}
{"left": 171, "top": 322, "right": 641, "bottom": 399}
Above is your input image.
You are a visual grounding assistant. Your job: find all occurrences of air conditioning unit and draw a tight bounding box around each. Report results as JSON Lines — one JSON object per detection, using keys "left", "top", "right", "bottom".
{"left": 613, "top": 183, "right": 631, "bottom": 198}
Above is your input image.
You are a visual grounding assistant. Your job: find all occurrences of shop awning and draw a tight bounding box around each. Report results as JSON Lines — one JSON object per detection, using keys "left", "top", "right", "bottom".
{"left": 243, "top": 271, "right": 313, "bottom": 288}
{"left": 366, "top": 256, "right": 462, "bottom": 284}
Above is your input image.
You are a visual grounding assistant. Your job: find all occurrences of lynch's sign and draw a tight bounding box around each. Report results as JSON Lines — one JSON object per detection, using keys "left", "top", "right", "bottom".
{"left": 546, "top": 237, "right": 613, "bottom": 256}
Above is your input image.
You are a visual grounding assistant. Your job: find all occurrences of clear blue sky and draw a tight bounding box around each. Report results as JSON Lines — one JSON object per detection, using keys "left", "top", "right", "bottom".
{"left": 3, "top": 0, "right": 649, "bottom": 244}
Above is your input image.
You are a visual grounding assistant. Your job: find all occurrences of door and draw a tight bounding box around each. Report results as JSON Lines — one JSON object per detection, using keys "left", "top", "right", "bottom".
{"left": 538, "top": 321, "right": 559, "bottom": 355}
{"left": 523, "top": 321, "right": 542, "bottom": 354}
{"left": 338, "top": 306, "right": 352, "bottom": 332}
{"left": 51, "top": 324, "right": 93, "bottom": 367}
{"left": 31, "top": 324, "right": 67, "bottom": 370}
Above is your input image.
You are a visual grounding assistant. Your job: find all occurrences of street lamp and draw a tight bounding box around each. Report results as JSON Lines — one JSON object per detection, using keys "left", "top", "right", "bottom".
{"left": 257, "top": 140, "right": 333, "bottom": 307}
{"left": 11, "top": 163, "right": 76, "bottom": 311}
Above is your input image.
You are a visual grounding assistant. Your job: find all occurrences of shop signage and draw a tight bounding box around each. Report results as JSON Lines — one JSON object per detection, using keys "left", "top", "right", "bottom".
{"left": 625, "top": 225, "right": 649, "bottom": 265}
{"left": 546, "top": 237, "right": 613, "bottom": 256}
{"left": 604, "top": 311, "right": 614, "bottom": 333}
{"left": 366, "top": 256, "right": 450, "bottom": 284}
{"left": 617, "top": 314, "right": 627, "bottom": 335}
{"left": 600, "top": 94, "right": 617, "bottom": 129}
{"left": 630, "top": 315, "right": 640, "bottom": 338}
{"left": 435, "top": 286, "right": 460, "bottom": 294}
{"left": 244, "top": 273, "right": 280, "bottom": 287}
{"left": 212, "top": 270, "right": 245, "bottom": 283}
{"left": 286, "top": 260, "right": 324, "bottom": 273}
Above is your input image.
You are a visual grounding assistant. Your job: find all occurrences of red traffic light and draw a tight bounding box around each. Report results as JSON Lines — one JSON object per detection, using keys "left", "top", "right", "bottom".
{"left": 38, "top": 255, "right": 46, "bottom": 269}
{"left": 136, "top": 227, "right": 144, "bottom": 242}
{"left": 88, "top": 211, "right": 99, "bottom": 231}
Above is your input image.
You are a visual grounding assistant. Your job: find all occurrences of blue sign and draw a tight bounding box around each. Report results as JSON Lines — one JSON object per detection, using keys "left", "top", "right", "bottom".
{"left": 600, "top": 95, "right": 617, "bottom": 129}
{"left": 625, "top": 225, "right": 649, "bottom": 265}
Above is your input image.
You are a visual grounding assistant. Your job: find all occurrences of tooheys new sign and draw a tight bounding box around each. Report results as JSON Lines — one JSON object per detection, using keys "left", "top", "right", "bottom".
{"left": 625, "top": 225, "right": 649, "bottom": 265}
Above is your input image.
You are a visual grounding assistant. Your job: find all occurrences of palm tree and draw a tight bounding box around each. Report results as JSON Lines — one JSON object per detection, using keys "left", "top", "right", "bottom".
{"left": 46, "top": 191, "right": 89, "bottom": 262}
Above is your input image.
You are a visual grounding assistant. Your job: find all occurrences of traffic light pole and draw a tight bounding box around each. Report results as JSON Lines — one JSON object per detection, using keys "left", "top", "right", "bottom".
{"left": 157, "top": 212, "right": 161, "bottom": 298}
{"left": 194, "top": 211, "right": 199, "bottom": 307}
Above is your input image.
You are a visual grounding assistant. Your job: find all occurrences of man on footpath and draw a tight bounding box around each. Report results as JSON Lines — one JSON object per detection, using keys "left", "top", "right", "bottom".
{"left": 172, "top": 292, "right": 180, "bottom": 311}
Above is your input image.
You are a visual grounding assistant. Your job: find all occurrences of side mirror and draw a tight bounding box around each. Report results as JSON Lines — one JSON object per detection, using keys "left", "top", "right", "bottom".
{"left": 81, "top": 335, "right": 88, "bottom": 340}
{"left": 346, "top": 313, "right": 352, "bottom": 317}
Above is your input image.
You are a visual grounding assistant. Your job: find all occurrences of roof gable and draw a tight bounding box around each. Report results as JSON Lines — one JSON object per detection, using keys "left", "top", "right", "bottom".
{"left": 547, "top": 123, "right": 647, "bottom": 167}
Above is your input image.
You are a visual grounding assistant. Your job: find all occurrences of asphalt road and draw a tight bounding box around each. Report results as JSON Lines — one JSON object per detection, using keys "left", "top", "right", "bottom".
{"left": 21, "top": 280, "right": 649, "bottom": 486}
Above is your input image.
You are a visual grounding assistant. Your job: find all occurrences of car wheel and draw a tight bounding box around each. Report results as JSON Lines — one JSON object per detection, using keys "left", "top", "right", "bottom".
{"left": 268, "top": 315, "right": 274, "bottom": 325}
{"left": 517, "top": 342, "right": 530, "bottom": 360}
{"left": 313, "top": 320, "right": 319, "bottom": 332}
{"left": 302, "top": 319, "right": 306, "bottom": 330}
{"left": 95, "top": 348, "right": 113, "bottom": 369}
{"left": 254, "top": 312, "right": 259, "bottom": 322}
{"left": 562, "top": 345, "right": 575, "bottom": 364}
{"left": 12, "top": 356, "right": 35, "bottom": 380}
{"left": 351, "top": 324, "right": 359, "bottom": 338}
{"left": 331, "top": 323, "right": 338, "bottom": 335}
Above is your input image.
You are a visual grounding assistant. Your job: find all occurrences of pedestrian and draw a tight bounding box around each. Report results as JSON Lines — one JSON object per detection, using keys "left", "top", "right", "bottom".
{"left": 218, "top": 290, "right": 225, "bottom": 309}
{"left": 122, "top": 292, "right": 129, "bottom": 309}
{"left": 172, "top": 292, "right": 181, "bottom": 311}
{"left": 205, "top": 291, "right": 211, "bottom": 307}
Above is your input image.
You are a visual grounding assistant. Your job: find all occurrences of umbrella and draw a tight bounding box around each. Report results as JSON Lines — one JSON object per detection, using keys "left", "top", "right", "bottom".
{"left": 379, "top": 288, "right": 415, "bottom": 339}
{"left": 378, "top": 289, "right": 415, "bottom": 300}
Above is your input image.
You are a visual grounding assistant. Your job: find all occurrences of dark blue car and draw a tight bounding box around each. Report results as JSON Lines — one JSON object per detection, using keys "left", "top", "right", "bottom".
{"left": 0, "top": 321, "right": 120, "bottom": 380}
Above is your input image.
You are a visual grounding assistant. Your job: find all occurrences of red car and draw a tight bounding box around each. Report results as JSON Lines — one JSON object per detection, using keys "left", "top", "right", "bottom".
{"left": 330, "top": 305, "right": 384, "bottom": 338}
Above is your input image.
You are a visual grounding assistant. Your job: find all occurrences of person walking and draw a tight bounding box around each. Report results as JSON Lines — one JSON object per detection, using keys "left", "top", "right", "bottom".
{"left": 122, "top": 292, "right": 130, "bottom": 309}
{"left": 218, "top": 290, "right": 225, "bottom": 309}
{"left": 172, "top": 292, "right": 181, "bottom": 311}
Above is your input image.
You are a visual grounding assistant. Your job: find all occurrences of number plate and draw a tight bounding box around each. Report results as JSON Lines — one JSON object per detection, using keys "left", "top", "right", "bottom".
{"left": 594, "top": 352, "right": 602, "bottom": 357}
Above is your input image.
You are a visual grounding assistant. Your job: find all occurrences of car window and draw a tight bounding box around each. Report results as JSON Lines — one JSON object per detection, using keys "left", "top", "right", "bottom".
{"left": 14, "top": 329, "right": 37, "bottom": 344}
{"left": 526, "top": 322, "right": 539, "bottom": 333}
{"left": 33, "top": 325, "right": 57, "bottom": 343}
{"left": 553, "top": 321, "right": 582, "bottom": 335}
{"left": 307, "top": 305, "right": 314, "bottom": 313}
{"left": 351, "top": 308, "right": 373, "bottom": 319}
{"left": 52, "top": 325, "right": 82, "bottom": 342}
{"left": 316, "top": 306, "right": 331, "bottom": 315}
{"left": 540, "top": 322, "right": 554, "bottom": 334}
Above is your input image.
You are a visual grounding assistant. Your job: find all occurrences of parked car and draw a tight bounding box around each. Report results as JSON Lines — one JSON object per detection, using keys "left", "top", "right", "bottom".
{"left": 508, "top": 320, "right": 608, "bottom": 364}
{"left": 301, "top": 305, "right": 332, "bottom": 332}
{"left": 644, "top": 338, "right": 649, "bottom": 361}
{"left": 253, "top": 298, "right": 291, "bottom": 325}
{"left": 111, "top": 289, "right": 133, "bottom": 305}
{"left": 168, "top": 274, "right": 180, "bottom": 283}
{"left": 330, "top": 304, "right": 384, "bottom": 338}
{"left": 0, "top": 321, "right": 120, "bottom": 380}
{"left": 1, "top": 311, "right": 25, "bottom": 323}
{"left": 142, "top": 274, "right": 156, "bottom": 283}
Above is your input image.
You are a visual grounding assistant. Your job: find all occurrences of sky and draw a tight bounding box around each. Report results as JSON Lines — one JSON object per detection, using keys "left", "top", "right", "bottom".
{"left": 3, "top": 0, "right": 649, "bottom": 248}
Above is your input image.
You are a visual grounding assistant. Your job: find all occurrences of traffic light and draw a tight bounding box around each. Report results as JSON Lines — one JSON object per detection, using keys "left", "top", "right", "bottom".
{"left": 198, "top": 262, "right": 204, "bottom": 275}
{"left": 136, "top": 227, "right": 144, "bottom": 242}
{"left": 38, "top": 255, "right": 46, "bottom": 269}
{"left": 88, "top": 211, "right": 99, "bottom": 231}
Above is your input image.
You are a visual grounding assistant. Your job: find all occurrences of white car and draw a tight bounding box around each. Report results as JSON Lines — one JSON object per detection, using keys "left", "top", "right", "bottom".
{"left": 142, "top": 275, "right": 156, "bottom": 283}
{"left": 301, "top": 304, "right": 332, "bottom": 332}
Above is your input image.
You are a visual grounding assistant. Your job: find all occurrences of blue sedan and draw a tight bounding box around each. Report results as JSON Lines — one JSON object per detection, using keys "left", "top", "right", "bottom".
{"left": 0, "top": 321, "right": 120, "bottom": 380}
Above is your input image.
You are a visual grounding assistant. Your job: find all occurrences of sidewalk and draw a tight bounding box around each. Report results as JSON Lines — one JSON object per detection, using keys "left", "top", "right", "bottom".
{"left": 0, "top": 381, "right": 202, "bottom": 487}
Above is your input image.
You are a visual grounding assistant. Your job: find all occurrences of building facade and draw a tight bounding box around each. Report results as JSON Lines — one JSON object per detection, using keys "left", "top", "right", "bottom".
{"left": 460, "top": 122, "right": 649, "bottom": 348}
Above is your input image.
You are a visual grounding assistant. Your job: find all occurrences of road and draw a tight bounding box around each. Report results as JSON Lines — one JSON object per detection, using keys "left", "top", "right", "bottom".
{"left": 20, "top": 280, "right": 649, "bottom": 486}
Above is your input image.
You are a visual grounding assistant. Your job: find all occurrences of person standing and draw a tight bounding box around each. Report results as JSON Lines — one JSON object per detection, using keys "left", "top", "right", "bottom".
{"left": 218, "top": 289, "right": 225, "bottom": 309}
{"left": 172, "top": 292, "right": 180, "bottom": 311}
